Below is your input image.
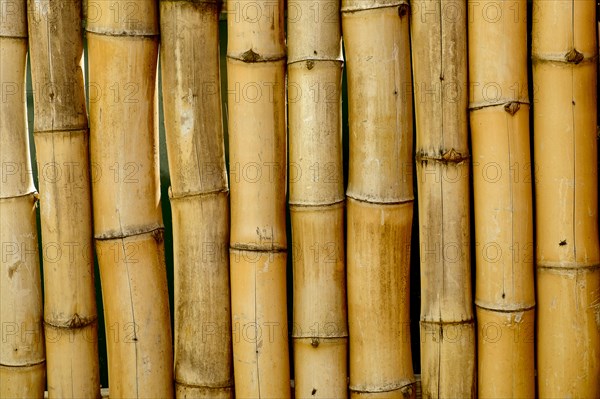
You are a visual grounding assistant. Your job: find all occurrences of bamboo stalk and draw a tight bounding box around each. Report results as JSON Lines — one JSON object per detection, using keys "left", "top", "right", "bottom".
{"left": 410, "top": 1, "right": 475, "bottom": 397}
{"left": 0, "top": 1, "right": 46, "bottom": 396}
{"left": 341, "top": 1, "right": 415, "bottom": 397}
{"left": 27, "top": 1, "right": 100, "bottom": 397}
{"left": 86, "top": 0, "right": 173, "bottom": 397}
{"left": 159, "top": 1, "right": 233, "bottom": 397}
{"left": 287, "top": 0, "right": 347, "bottom": 397}
{"left": 532, "top": 1, "right": 600, "bottom": 397}
{"left": 468, "top": 1, "right": 535, "bottom": 397}
{"left": 226, "top": 0, "right": 289, "bottom": 396}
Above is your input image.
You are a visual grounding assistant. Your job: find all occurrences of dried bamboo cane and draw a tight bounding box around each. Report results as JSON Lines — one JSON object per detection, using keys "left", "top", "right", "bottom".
{"left": 26, "top": 1, "right": 100, "bottom": 397}
{"left": 468, "top": 1, "right": 535, "bottom": 397}
{"left": 287, "top": 0, "right": 347, "bottom": 397}
{"left": 86, "top": 0, "right": 173, "bottom": 397}
{"left": 0, "top": 1, "right": 45, "bottom": 396}
{"left": 532, "top": 1, "right": 600, "bottom": 397}
{"left": 342, "top": 1, "right": 415, "bottom": 397}
{"left": 226, "top": 0, "right": 289, "bottom": 396}
{"left": 410, "top": 1, "right": 475, "bottom": 397}
{"left": 160, "top": 1, "right": 233, "bottom": 397}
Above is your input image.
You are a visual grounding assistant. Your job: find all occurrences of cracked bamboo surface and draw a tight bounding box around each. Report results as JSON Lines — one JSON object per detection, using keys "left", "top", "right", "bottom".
{"left": 288, "top": 0, "right": 347, "bottom": 396}
{"left": 27, "top": 0, "right": 100, "bottom": 397}
{"left": 532, "top": 1, "right": 600, "bottom": 397}
{"left": 226, "top": 0, "right": 290, "bottom": 396}
{"left": 160, "top": 1, "right": 233, "bottom": 397}
{"left": 0, "top": 1, "right": 45, "bottom": 396}
{"left": 342, "top": 0, "right": 415, "bottom": 397}
{"left": 86, "top": 0, "right": 173, "bottom": 397}
{"left": 411, "top": 1, "right": 475, "bottom": 397}
{"left": 468, "top": 1, "right": 535, "bottom": 397}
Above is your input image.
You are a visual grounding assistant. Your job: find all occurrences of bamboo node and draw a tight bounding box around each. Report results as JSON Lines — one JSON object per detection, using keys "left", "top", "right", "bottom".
{"left": 240, "top": 49, "right": 261, "bottom": 62}
{"left": 503, "top": 102, "right": 520, "bottom": 115}
{"left": 398, "top": 4, "right": 409, "bottom": 17}
{"left": 310, "top": 338, "right": 319, "bottom": 347}
{"left": 565, "top": 48, "right": 584, "bottom": 64}
{"left": 152, "top": 228, "right": 165, "bottom": 244}
{"left": 306, "top": 60, "right": 315, "bottom": 70}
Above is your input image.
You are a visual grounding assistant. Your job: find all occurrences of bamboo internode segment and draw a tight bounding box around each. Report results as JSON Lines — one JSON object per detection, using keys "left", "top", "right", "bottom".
{"left": 342, "top": 2, "right": 415, "bottom": 397}
{"left": 160, "top": 1, "right": 233, "bottom": 397}
{"left": 87, "top": 0, "right": 173, "bottom": 397}
{"left": 27, "top": 0, "right": 100, "bottom": 396}
{"left": 411, "top": 1, "right": 475, "bottom": 397}
{"left": 532, "top": 1, "right": 600, "bottom": 397}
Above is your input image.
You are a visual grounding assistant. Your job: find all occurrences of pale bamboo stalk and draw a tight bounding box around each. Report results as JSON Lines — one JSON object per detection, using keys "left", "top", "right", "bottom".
{"left": 226, "top": 0, "right": 289, "bottom": 396}
{"left": 27, "top": 1, "right": 100, "bottom": 397}
{"left": 532, "top": 1, "right": 600, "bottom": 397}
{"left": 86, "top": 0, "right": 173, "bottom": 397}
{"left": 410, "top": 1, "right": 475, "bottom": 397}
{"left": 468, "top": 1, "right": 535, "bottom": 397}
{"left": 287, "top": 0, "right": 347, "bottom": 397}
{"left": 0, "top": 1, "right": 45, "bottom": 396}
{"left": 341, "top": 1, "right": 415, "bottom": 397}
{"left": 159, "top": 1, "right": 233, "bottom": 397}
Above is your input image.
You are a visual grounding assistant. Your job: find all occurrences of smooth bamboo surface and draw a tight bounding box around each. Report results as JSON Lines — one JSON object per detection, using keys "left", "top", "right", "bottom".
{"left": 87, "top": 0, "right": 173, "bottom": 397}
{"left": 532, "top": 1, "right": 600, "bottom": 397}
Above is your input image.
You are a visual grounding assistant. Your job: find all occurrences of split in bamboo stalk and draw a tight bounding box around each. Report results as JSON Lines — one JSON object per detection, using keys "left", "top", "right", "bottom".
{"left": 410, "top": 1, "right": 475, "bottom": 397}
{"left": 468, "top": 1, "right": 535, "bottom": 397}
{"left": 86, "top": 0, "right": 173, "bottom": 397}
{"left": 226, "top": 0, "right": 290, "bottom": 396}
{"left": 160, "top": 0, "right": 233, "bottom": 397}
{"left": 342, "top": 0, "right": 415, "bottom": 396}
{"left": 0, "top": 1, "right": 46, "bottom": 396}
{"left": 27, "top": 1, "right": 100, "bottom": 397}
{"left": 287, "top": 1, "right": 347, "bottom": 394}
{"left": 532, "top": 1, "right": 600, "bottom": 397}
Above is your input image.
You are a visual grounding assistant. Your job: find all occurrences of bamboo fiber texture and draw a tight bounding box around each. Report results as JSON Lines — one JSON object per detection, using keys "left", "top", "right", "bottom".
{"left": 0, "top": 1, "right": 45, "bottom": 396}
{"left": 532, "top": 1, "right": 600, "bottom": 397}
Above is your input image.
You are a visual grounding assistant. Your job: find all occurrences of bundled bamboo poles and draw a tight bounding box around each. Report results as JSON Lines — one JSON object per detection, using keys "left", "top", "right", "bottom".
{"left": 410, "top": 1, "right": 475, "bottom": 397}
{"left": 287, "top": 0, "right": 347, "bottom": 397}
{"left": 86, "top": 0, "right": 173, "bottom": 396}
{"left": 0, "top": 0, "right": 45, "bottom": 396}
{"left": 468, "top": 0, "right": 535, "bottom": 397}
{"left": 160, "top": 0, "right": 233, "bottom": 397}
{"left": 532, "top": 1, "right": 600, "bottom": 397}
{"left": 26, "top": 1, "right": 100, "bottom": 397}
{"left": 342, "top": 1, "right": 415, "bottom": 397}
{"left": 226, "top": 0, "right": 289, "bottom": 396}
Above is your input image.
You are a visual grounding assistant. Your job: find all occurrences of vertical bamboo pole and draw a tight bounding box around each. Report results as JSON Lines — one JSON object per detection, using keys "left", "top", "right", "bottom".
{"left": 226, "top": 0, "right": 289, "bottom": 396}
{"left": 0, "top": 0, "right": 45, "bottom": 396}
{"left": 468, "top": 1, "right": 535, "bottom": 397}
{"left": 342, "top": 1, "right": 415, "bottom": 397}
{"left": 287, "top": 0, "right": 347, "bottom": 397}
{"left": 160, "top": 1, "right": 233, "bottom": 397}
{"left": 410, "top": 1, "right": 475, "bottom": 397}
{"left": 532, "top": 1, "right": 600, "bottom": 397}
{"left": 27, "top": 1, "right": 100, "bottom": 397}
{"left": 86, "top": 0, "right": 173, "bottom": 397}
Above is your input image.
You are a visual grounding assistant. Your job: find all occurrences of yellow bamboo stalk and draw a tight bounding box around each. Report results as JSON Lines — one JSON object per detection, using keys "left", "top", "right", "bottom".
{"left": 532, "top": 1, "right": 600, "bottom": 397}
{"left": 468, "top": 1, "right": 535, "bottom": 397}
{"left": 0, "top": 1, "right": 45, "bottom": 396}
{"left": 287, "top": 0, "right": 347, "bottom": 397}
{"left": 86, "top": 0, "right": 173, "bottom": 397}
{"left": 342, "top": 0, "right": 415, "bottom": 397}
{"left": 226, "top": 0, "right": 289, "bottom": 396}
{"left": 160, "top": 1, "right": 233, "bottom": 397}
{"left": 410, "top": 1, "right": 475, "bottom": 397}
{"left": 27, "top": 1, "right": 100, "bottom": 397}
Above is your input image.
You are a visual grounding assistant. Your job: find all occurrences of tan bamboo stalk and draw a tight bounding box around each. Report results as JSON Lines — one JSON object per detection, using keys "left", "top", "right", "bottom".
{"left": 468, "top": 1, "right": 535, "bottom": 397}
{"left": 0, "top": 1, "right": 45, "bottom": 396}
{"left": 342, "top": 1, "right": 415, "bottom": 397}
{"left": 226, "top": 0, "right": 289, "bottom": 396}
{"left": 86, "top": 0, "right": 173, "bottom": 397}
{"left": 26, "top": 1, "right": 100, "bottom": 397}
{"left": 287, "top": 0, "right": 347, "bottom": 397}
{"left": 532, "top": 1, "right": 600, "bottom": 397}
{"left": 410, "top": 1, "right": 475, "bottom": 397}
{"left": 160, "top": 1, "right": 233, "bottom": 397}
